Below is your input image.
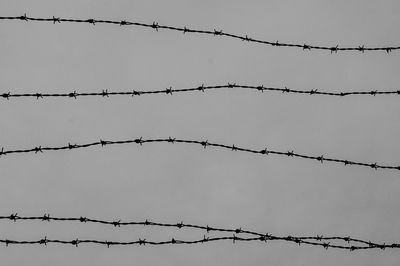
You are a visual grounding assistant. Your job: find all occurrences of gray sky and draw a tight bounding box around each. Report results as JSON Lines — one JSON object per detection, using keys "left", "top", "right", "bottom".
{"left": 1, "top": 0, "right": 400, "bottom": 265}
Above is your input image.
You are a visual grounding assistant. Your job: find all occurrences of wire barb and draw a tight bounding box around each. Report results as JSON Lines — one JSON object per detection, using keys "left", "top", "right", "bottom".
{"left": 68, "top": 91, "right": 77, "bottom": 99}
{"left": 112, "top": 220, "right": 121, "bottom": 227}
{"left": 132, "top": 90, "right": 141, "bottom": 96}
{"left": 197, "top": 84, "right": 205, "bottom": 92}
{"left": 2, "top": 92, "right": 10, "bottom": 99}
{"left": 151, "top": 22, "right": 159, "bottom": 31}
{"left": 213, "top": 29, "right": 223, "bottom": 35}
{"left": 134, "top": 137, "right": 143, "bottom": 145}
{"left": 100, "top": 139, "right": 108, "bottom": 146}
{"left": 87, "top": 19, "right": 96, "bottom": 25}
{"left": 68, "top": 143, "right": 77, "bottom": 149}
{"left": 34, "top": 146, "right": 43, "bottom": 153}
{"left": 9, "top": 213, "right": 18, "bottom": 221}
{"left": 201, "top": 140, "right": 208, "bottom": 148}
{"left": 52, "top": 16, "right": 60, "bottom": 24}
{"left": 165, "top": 87, "right": 173, "bottom": 95}
{"left": 42, "top": 213, "right": 50, "bottom": 221}
{"left": 71, "top": 238, "right": 79, "bottom": 247}
{"left": 101, "top": 89, "right": 109, "bottom": 97}
{"left": 39, "top": 236, "right": 48, "bottom": 245}
{"left": 330, "top": 45, "right": 339, "bottom": 53}
{"left": 19, "top": 14, "right": 28, "bottom": 21}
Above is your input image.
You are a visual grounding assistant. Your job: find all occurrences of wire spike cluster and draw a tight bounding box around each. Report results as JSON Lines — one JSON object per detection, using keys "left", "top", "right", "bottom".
{"left": 0, "top": 137, "right": 398, "bottom": 171}
{"left": 1, "top": 214, "right": 399, "bottom": 250}
{"left": 2, "top": 84, "right": 400, "bottom": 101}
{"left": 0, "top": 15, "right": 399, "bottom": 53}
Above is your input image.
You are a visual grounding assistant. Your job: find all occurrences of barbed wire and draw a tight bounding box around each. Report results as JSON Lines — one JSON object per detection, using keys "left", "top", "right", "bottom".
{"left": 2, "top": 84, "right": 400, "bottom": 101}
{"left": 0, "top": 235, "right": 398, "bottom": 250}
{"left": 0, "top": 213, "right": 398, "bottom": 251}
{"left": 0, "top": 137, "right": 398, "bottom": 171}
{"left": 0, "top": 14, "right": 399, "bottom": 53}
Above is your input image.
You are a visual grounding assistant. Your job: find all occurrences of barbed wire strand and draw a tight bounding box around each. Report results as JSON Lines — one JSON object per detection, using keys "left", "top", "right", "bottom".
{"left": 0, "top": 137, "right": 398, "bottom": 171}
{"left": 2, "top": 84, "right": 400, "bottom": 101}
{"left": 0, "top": 213, "right": 397, "bottom": 250}
{"left": 0, "top": 235, "right": 398, "bottom": 250}
{"left": 0, "top": 15, "right": 399, "bottom": 53}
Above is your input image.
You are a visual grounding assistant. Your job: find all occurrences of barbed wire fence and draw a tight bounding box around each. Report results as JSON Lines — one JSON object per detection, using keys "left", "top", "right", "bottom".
{"left": 1, "top": 84, "right": 400, "bottom": 100}
{"left": 0, "top": 214, "right": 399, "bottom": 250}
{"left": 0, "top": 137, "right": 398, "bottom": 171}
{"left": 1, "top": 11, "right": 400, "bottom": 255}
{"left": 0, "top": 14, "right": 399, "bottom": 53}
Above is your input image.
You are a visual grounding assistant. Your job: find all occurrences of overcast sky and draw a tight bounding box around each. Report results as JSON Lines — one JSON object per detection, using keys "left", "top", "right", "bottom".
{"left": 0, "top": 0, "right": 400, "bottom": 265}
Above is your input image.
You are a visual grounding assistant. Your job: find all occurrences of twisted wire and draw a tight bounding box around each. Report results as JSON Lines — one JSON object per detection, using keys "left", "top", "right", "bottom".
{"left": 2, "top": 84, "right": 400, "bottom": 100}
{"left": 0, "top": 137, "right": 398, "bottom": 171}
{"left": 0, "top": 213, "right": 398, "bottom": 251}
{"left": 0, "top": 15, "right": 398, "bottom": 53}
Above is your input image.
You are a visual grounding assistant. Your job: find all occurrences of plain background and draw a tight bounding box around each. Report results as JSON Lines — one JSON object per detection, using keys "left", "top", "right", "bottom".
{"left": 0, "top": 0, "right": 400, "bottom": 265}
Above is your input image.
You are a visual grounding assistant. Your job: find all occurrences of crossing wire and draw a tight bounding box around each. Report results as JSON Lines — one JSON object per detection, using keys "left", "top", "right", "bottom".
{"left": 0, "top": 213, "right": 398, "bottom": 251}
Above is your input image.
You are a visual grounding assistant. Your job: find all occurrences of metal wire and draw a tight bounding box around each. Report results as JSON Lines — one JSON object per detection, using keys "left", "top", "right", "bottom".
{"left": 0, "top": 137, "right": 398, "bottom": 171}
{"left": 2, "top": 84, "right": 400, "bottom": 100}
{"left": 0, "top": 213, "right": 397, "bottom": 251}
{"left": 0, "top": 14, "right": 398, "bottom": 53}
{"left": 1, "top": 235, "right": 398, "bottom": 250}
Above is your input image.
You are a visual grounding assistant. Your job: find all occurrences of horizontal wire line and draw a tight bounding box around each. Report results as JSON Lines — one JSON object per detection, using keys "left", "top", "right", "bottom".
{"left": 0, "top": 214, "right": 397, "bottom": 250}
{"left": 0, "top": 15, "right": 398, "bottom": 53}
{"left": 0, "top": 137, "right": 398, "bottom": 171}
{"left": 2, "top": 84, "right": 400, "bottom": 100}
{"left": 0, "top": 236, "right": 397, "bottom": 250}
